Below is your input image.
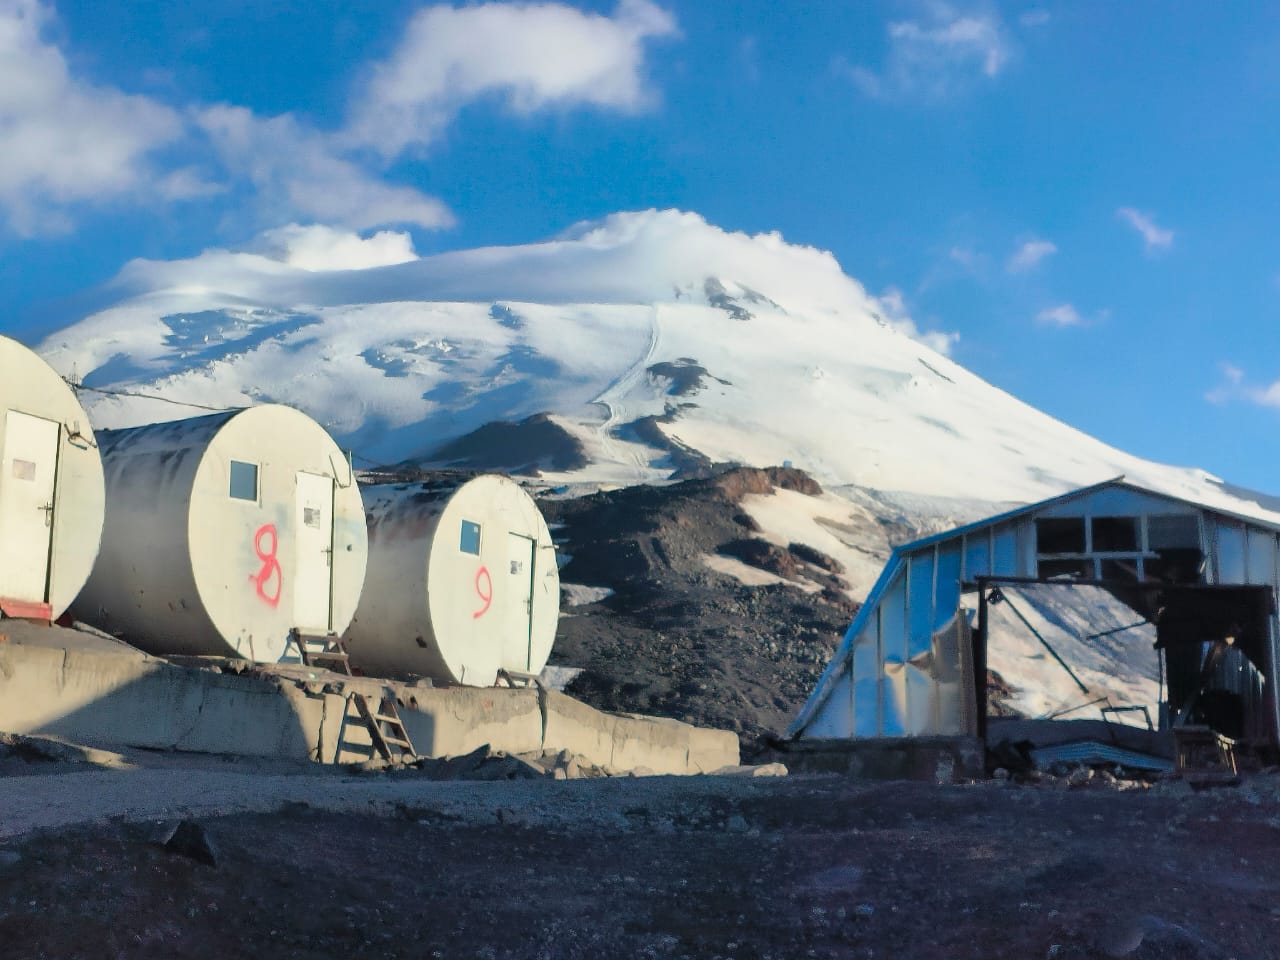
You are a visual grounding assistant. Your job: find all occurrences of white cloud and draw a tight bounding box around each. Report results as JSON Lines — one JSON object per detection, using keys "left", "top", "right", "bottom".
{"left": 1007, "top": 238, "right": 1057, "bottom": 272}
{"left": 195, "top": 105, "right": 454, "bottom": 231}
{"left": 877, "top": 286, "right": 960, "bottom": 355}
{"left": 1117, "top": 207, "right": 1174, "bottom": 252}
{"left": 346, "top": 0, "right": 678, "bottom": 156}
{"left": 1206, "top": 362, "right": 1280, "bottom": 408}
{"left": 843, "top": 5, "right": 1011, "bottom": 100}
{"left": 0, "top": 0, "right": 184, "bottom": 233}
{"left": 1035, "top": 303, "right": 1083, "bottom": 327}
{"left": 1250, "top": 383, "right": 1280, "bottom": 407}
{"left": 256, "top": 224, "right": 418, "bottom": 272}
{"left": 1019, "top": 10, "right": 1050, "bottom": 27}
{"left": 0, "top": 0, "right": 680, "bottom": 235}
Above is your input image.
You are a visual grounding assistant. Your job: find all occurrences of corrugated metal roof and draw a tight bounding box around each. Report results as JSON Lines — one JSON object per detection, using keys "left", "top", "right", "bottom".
{"left": 1029, "top": 740, "right": 1173, "bottom": 772}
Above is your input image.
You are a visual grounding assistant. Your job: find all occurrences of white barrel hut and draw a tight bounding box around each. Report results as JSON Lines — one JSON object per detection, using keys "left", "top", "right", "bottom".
{"left": 71, "top": 405, "right": 368, "bottom": 662}
{"left": 343, "top": 475, "right": 560, "bottom": 685}
{"left": 0, "top": 336, "right": 105, "bottom": 620}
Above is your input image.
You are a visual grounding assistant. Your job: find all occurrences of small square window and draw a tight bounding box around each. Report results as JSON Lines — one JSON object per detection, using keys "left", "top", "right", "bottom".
{"left": 229, "top": 460, "right": 259, "bottom": 501}
{"left": 1036, "top": 517, "right": 1085, "bottom": 554}
{"left": 1092, "top": 516, "right": 1138, "bottom": 552}
{"left": 1147, "top": 514, "right": 1200, "bottom": 550}
{"left": 460, "top": 519, "right": 481, "bottom": 555}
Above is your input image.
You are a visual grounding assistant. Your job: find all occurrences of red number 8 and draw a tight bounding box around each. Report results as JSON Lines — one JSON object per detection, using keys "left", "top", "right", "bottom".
{"left": 250, "top": 524, "right": 282, "bottom": 607}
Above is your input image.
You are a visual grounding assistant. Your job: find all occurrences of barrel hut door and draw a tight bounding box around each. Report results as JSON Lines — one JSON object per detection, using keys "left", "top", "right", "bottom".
{"left": 294, "top": 471, "right": 335, "bottom": 632}
{"left": 0, "top": 410, "right": 59, "bottom": 605}
{"left": 505, "top": 532, "right": 536, "bottom": 671}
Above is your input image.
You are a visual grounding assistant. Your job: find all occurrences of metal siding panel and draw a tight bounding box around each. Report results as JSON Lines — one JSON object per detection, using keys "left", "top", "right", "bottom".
{"left": 1037, "top": 487, "right": 1198, "bottom": 519}
{"left": 1216, "top": 521, "right": 1247, "bottom": 584}
{"left": 1016, "top": 519, "right": 1036, "bottom": 575}
{"left": 807, "top": 672, "right": 855, "bottom": 738}
{"left": 907, "top": 550, "right": 934, "bottom": 659}
{"left": 882, "top": 665, "right": 907, "bottom": 737}
{"left": 933, "top": 542, "right": 962, "bottom": 632}
{"left": 852, "top": 617, "right": 880, "bottom": 736}
{"left": 963, "top": 533, "right": 991, "bottom": 580}
{"left": 935, "top": 680, "right": 963, "bottom": 735}
{"left": 992, "top": 525, "right": 1018, "bottom": 575}
{"left": 1246, "top": 527, "right": 1276, "bottom": 588}
{"left": 879, "top": 572, "right": 907, "bottom": 736}
{"left": 904, "top": 664, "right": 934, "bottom": 735}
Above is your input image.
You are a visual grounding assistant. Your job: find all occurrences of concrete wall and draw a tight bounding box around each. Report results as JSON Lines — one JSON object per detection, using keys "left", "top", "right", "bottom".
{"left": 0, "top": 639, "right": 737, "bottom": 775}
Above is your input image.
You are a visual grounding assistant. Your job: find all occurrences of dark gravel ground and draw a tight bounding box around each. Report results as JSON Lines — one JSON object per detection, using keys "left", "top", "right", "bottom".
{"left": 2, "top": 770, "right": 1278, "bottom": 960}
{"left": 542, "top": 468, "right": 858, "bottom": 755}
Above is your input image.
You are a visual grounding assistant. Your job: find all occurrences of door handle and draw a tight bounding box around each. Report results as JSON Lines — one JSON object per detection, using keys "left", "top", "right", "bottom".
{"left": 39, "top": 503, "right": 53, "bottom": 528}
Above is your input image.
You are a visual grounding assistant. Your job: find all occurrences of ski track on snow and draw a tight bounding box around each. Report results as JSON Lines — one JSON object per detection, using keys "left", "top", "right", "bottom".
{"left": 589, "top": 304, "right": 662, "bottom": 482}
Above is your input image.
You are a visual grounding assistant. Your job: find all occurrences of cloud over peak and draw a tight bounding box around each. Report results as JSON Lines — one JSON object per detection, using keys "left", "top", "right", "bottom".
{"left": 256, "top": 224, "right": 418, "bottom": 272}
{"left": 347, "top": 0, "right": 678, "bottom": 156}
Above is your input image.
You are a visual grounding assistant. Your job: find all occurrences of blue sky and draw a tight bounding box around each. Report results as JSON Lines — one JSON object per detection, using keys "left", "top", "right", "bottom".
{"left": 3, "top": 0, "right": 1280, "bottom": 491}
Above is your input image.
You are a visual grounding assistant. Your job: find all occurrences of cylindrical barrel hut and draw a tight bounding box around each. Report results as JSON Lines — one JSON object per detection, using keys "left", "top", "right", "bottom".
{"left": 71, "top": 405, "right": 368, "bottom": 662}
{"left": 0, "top": 336, "right": 105, "bottom": 620}
{"left": 343, "top": 475, "right": 560, "bottom": 685}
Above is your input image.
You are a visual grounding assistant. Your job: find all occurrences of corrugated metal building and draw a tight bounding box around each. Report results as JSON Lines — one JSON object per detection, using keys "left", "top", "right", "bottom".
{"left": 789, "top": 478, "right": 1280, "bottom": 752}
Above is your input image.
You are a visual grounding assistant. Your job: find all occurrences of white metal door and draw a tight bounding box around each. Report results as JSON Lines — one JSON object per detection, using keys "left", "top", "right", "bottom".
{"left": 293, "top": 472, "right": 334, "bottom": 631}
{"left": 505, "top": 533, "right": 536, "bottom": 670}
{"left": 0, "top": 411, "right": 60, "bottom": 603}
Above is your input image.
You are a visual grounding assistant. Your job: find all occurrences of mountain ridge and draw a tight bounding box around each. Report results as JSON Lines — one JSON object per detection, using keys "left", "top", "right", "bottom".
{"left": 35, "top": 209, "right": 1280, "bottom": 526}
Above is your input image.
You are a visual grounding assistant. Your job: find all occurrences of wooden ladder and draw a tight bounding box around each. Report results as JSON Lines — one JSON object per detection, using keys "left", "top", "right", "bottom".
{"left": 290, "top": 629, "right": 417, "bottom": 763}
{"left": 349, "top": 693, "right": 417, "bottom": 763}
{"left": 289, "top": 629, "right": 354, "bottom": 675}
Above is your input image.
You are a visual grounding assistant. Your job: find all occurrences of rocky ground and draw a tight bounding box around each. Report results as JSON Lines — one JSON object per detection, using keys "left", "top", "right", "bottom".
{"left": 539, "top": 468, "right": 859, "bottom": 754}
{"left": 1, "top": 749, "right": 1278, "bottom": 960}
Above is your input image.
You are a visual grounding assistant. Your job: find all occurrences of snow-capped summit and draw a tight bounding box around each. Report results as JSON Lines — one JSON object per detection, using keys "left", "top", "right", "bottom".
{"left": 36, "top": 209, "right": 1280, "bottom": 525}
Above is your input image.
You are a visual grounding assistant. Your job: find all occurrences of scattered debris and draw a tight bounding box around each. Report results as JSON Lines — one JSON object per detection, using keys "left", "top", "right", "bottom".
{"left": 710, "top": 762, "right": 788, "bottom": 777}
{"left": 153, "top": 820, "right": 218, "bottom": 868}
{"left": 0, "top": 733, "right": 132, "bottom": 770}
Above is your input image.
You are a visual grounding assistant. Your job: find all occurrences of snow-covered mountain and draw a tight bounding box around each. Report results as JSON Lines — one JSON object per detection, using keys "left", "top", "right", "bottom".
{"left": 42, "top": 208, "right": 1248, "bottom": 729}
{"left": 38, "top": 209, "right": 1279, "bottom": 525}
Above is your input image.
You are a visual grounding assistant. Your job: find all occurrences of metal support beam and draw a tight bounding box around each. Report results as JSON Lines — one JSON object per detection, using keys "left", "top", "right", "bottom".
{"left": 978, "top": 577, "right": 1090, "bottom": 696}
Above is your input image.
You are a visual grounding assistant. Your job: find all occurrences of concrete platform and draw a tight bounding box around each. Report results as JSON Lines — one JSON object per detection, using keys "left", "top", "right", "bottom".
{"left": 0, "top": 624, "right": 737, "bottom": 775}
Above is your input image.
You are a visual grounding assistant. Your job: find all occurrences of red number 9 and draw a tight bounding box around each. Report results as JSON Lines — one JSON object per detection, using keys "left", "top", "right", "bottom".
{"left": 473, "top": 566, "right": 492, "bottom": 619}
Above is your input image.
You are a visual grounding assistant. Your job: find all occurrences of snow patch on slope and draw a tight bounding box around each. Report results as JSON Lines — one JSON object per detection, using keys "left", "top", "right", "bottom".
{"left": 735, "top": 488, "right": 891, "bottom": 600}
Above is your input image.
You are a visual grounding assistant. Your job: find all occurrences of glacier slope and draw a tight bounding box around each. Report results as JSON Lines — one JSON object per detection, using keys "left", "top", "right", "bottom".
{"left": 37, "top": 209, "right": 1277, "bottom": 528}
